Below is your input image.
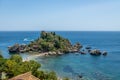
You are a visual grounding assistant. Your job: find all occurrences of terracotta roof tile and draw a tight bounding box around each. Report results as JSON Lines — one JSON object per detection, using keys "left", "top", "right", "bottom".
{"left": 9, "top": 72, "right": 40, "bottom": 80}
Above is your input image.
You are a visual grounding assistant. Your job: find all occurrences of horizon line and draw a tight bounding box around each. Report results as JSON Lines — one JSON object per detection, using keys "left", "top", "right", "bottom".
{"left": 0, "top": 30, "right": 120, "bottom": 32}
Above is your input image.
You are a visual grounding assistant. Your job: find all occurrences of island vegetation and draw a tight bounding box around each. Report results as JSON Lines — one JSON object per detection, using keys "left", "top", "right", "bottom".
{"left": 8, "top": 31, "right": 82, "bottom": 55}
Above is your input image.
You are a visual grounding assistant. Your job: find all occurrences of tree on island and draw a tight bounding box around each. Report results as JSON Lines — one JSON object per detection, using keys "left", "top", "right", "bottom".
{"left": 8, "top": 31, "right": 82, "bottom": 54}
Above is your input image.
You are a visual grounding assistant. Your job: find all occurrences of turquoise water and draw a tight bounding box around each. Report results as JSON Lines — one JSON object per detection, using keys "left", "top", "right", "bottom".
{"left": 0, "top": 31, "right": 120, "bottom": 80}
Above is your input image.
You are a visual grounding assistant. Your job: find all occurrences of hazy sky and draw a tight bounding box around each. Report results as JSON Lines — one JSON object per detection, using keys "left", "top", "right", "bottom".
{"left": 0, "top": 0, "right": 120, "bottom": 31}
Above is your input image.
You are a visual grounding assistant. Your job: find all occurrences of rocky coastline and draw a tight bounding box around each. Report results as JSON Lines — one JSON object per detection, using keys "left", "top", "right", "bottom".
{"left": 8, "top": 31, "right": 82, "bottom": 55}
{"left": 8, "top": 31, "right": 107, "bottom": 56}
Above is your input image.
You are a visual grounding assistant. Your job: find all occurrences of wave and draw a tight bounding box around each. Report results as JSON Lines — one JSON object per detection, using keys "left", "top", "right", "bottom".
{"left": 23, "top": 38, "right": 34, "bottom": 42}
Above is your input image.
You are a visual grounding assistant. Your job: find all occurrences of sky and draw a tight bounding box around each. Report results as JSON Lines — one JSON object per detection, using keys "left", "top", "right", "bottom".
{"left": 0, "top": 0, "right": 120, "bottom": 31}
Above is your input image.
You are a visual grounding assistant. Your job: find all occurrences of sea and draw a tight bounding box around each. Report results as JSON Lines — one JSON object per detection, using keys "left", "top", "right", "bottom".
{"left": 0, "top": 31, "right": 120, "bottom": 80}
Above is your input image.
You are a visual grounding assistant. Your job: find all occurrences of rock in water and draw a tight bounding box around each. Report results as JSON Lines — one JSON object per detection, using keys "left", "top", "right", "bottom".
{"left": 8, "top": 44, "right": 20, "bottom": 53}
{"left": 85, "top": 46, "right": 92, "bottom": 49}
{"left": 102, "top": 51, "right": 107, "bottom": 56}
{"left": 90, "top": 49, "right": 101, "bottom": 56}
{"left": 88, "top": 49, "right": 91, "bottom": 53}
{"left": 79, "top": 51, "right": 86, "bottom": 55}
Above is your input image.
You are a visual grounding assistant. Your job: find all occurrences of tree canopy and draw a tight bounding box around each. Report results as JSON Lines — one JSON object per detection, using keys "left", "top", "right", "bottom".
{"left": 0, "top": 54, "right": 69, "bottom": 80}
{"left": 8, "top": 31, "right": 82, "bottom": 54}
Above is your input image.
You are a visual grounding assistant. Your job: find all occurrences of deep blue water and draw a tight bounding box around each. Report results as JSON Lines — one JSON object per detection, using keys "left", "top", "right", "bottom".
{"left": 0, "top": 31, "right": 120, "bottom": 80}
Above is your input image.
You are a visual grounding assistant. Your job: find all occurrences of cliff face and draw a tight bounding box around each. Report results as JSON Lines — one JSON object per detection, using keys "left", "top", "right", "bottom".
{"left": 8, "top": 31, "right": 82, "bottom": 54}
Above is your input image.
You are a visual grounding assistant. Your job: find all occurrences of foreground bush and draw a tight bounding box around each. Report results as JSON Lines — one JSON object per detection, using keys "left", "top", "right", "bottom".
{"left": 0, "top": 54, "right": 69, "bottom": 80}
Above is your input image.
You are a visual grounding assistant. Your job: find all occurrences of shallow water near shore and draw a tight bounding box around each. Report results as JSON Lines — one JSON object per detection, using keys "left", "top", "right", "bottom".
{"left": 0, "top": 31, "right": 120, "bottom": 80}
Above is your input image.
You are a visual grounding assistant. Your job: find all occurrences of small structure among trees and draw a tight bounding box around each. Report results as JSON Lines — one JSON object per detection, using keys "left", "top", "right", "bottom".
{"left": 9, "top": 72, "right": 40, "bottom": 80}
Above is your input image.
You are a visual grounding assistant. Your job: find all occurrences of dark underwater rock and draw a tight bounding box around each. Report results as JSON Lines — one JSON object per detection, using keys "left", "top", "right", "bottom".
{"left": 92, "top": 72, "right": 112, "bottom": 80}
{"left": 63, "top": 65, "right": 74, "bottom": 73}
{"left": 85, "top": 46, "right": 92, "bottom": 49}
{"left": 78, "top": 75, "right": 83, "bottom": 78}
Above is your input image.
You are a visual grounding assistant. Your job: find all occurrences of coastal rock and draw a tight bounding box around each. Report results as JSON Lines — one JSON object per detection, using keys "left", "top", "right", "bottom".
{"left": 8, "top": 44, "right": 27, "bottom": 53}
{"left": 48, "top": 52, "right": 51, "bottom": 55}
{"left": 48, "top": 51, "right": 58, "bottom": 55}
{"left": 73, "top": 42, "right": 83, "bottom": 50}
{"left": 79, "top": 51, "right": 86, "bottom": 55}
{"left": 52, "top": 52, "right": 56, "bottom": 55}
{"left": 19, "top": 44, "right": 27, "bottom": 53}
{"left": 85, "top": 46, "right": 92, "bottom": 49}
{"left": 102, "top": 51, "right": 107, "bottom": 56}
{"left": 19, "top": 50, "right": 26, "bottom": 53}
{"left": 78, "top": 75, "right": 83, "bottom": 78}
{"left": 82, "top": 49, "right": 85, "bottom": 51}
{"left": 70, "top": 43, "right": 83, "bottom": 53}
{"left": 56, "top": 51, "right": 63, "bottom": 55}
{"left": 33, "top": 45, "right": 39, "bottom": 49}
{"left": 90, "top": 49, "right": 101, "bottom": 56}
{"left": 88, "top": 49, "right": 91, "bottom": 53}
{"left": 8, "top": 44, "right": 20, "bottom": 53}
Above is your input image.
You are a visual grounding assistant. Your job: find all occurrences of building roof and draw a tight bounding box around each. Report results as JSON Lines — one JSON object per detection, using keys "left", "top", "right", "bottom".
{"left": 9, "top": 72, "right": 40, "bottom": 80}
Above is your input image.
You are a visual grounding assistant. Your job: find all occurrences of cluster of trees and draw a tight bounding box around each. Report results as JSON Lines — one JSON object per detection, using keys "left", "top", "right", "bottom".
{"left": 0, "top": 53, "right": 69, "bottom": 80}
{"left": 8, "top": 31, "right": 82, "bottom": 54}
{"left": 28, "top": 31, "right": 72, "bottom": 53}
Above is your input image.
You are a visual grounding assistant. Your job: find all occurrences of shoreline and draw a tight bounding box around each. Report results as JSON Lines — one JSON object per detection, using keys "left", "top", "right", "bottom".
{"left": 22, "top": 50, "right": 66, "bottom": 62}
{"left": 22, "top": 52, "right": 46, "bottom": 61}
{"left": 22, "top": 53, "right": 64, "bottom": 80}
{"left": 22, "top": 52, "right": 53, "bottom": 62}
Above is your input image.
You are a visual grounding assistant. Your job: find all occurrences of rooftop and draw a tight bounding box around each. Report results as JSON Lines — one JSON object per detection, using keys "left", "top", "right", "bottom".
{"left": 9, "top": 72, "right": 40, "bottom": 80}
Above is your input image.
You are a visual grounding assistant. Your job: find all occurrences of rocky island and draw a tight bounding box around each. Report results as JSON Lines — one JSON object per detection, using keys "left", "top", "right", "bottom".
{"left": 8, "top": 31, "right": 82, "bottom": 55}
{"left": 8, "top": 31, "right": 107, "bottom": 56}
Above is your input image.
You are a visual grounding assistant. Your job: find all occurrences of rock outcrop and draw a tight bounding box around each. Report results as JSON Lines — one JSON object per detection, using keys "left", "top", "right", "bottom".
{"left": 85, "top": 46, "right": 92, "bottom": 49}
{"left": 8, "top": 44, "right": 20, "bottom": 53}
{"left": 102, "top": 51, "right": 107, "bottom": 56}
{"left": 8, "top": 44, "right": 27, "bottom": 53}
{"left": 90, "top": 49, "right": 101, "bottom": 56}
